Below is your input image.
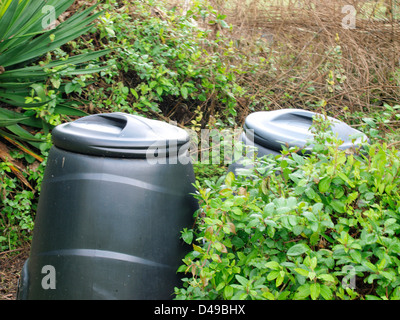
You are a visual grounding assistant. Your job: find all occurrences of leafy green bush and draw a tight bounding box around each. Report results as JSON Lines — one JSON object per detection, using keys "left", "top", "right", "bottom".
{"left": 0, "top": 133, "right": 51, "bottom": 251}
{"left": 89, "top": 0, "right": 244, "bottom": 125}
{"left": 175, "top": 116, "right": 400, "bottom": 300}
{"left": 0, "top": 0, "right": 108, "bottom": 251}
{"left": 0, "top": 0, "right": 247, "bottom": 252}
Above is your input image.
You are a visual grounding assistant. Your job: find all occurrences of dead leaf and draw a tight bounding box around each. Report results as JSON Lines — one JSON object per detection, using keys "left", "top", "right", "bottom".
{"left": 0, "top": 141, "right": 34, "bottom": 191}
{"left": 1, "top": 135, "right": 43, "bottom": 162}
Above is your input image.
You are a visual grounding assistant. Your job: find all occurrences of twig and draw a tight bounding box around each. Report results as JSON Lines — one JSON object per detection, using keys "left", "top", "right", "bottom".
{"left": 387, "top": 141, "right": 400, "bottom": 148}
{"left": 0, "top": 247, "right": 25, "bottom": 255}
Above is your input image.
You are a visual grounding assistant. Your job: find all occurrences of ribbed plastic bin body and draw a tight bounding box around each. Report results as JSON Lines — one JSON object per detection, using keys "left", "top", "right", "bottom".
{"left": 229, "top": 109, "right": 368, "bottom": 172}
{"left": 17, "top": 113, "right": 198, "bottom": 300}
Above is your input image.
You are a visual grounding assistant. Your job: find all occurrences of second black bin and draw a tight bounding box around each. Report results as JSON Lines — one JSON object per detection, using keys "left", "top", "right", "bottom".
{"left": 230, "top": 109, "right": 369, "bottom": 172}
{"left": 17, "top": 113, "right": 198, "bottom": 300}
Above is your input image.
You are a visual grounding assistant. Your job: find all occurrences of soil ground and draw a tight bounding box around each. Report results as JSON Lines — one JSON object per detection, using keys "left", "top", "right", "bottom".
{"left": 0, "top": 247, "right": 30, "bottom": 300}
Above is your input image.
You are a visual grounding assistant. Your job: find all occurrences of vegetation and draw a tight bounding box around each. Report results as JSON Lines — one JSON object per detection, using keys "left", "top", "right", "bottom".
{"left": 90, "top": 0, "right": 243, "bottom": 123}
{"left": 1, "top": 0, "right": 400, "bottom": 300}
{"left": 176, "top": 116, "right": 400, "bottom": 300}
{"left": 0, "top": 0, "right": 109, "bottom": 251}
{"left": 0, "top": 0, "right": 109, "bottom": 139}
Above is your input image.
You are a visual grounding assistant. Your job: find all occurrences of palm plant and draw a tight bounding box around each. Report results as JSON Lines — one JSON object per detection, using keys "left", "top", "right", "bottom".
{"left": 0, "top": 0, "right": 109, "bottom": 149}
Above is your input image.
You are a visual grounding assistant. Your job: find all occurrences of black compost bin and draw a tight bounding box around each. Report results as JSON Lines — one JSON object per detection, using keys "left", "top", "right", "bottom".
{"left": 229, "top": 109, "right": 368, "bottom": 172}
{"left": 17, "top": 112, "right": 198, "bottom": 300}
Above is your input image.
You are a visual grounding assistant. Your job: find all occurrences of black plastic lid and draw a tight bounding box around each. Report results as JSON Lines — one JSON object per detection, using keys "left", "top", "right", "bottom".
{"left": 243, "top": 109, "right": 368, "bottom": 152}
{"left": 52, "top": 113, "right": 189, "bottom": 158}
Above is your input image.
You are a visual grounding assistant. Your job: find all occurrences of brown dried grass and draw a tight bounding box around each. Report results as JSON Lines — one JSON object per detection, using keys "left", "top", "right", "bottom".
{"left": 209, "top": 0, "right": 400, "bottom": 118}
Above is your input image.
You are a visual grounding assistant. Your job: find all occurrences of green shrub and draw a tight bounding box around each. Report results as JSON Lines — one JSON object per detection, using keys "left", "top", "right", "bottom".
{"left": 89, "top": 0, "right": 245, "bottom": 125}
{"left": 0, "top": 133, "right": 51, "bottom": 251}
{"left": 175, "top": 116, "right": 400, "bottom": 300}
{"left": 0, "top": 0, "right": 109, "bottom": 251}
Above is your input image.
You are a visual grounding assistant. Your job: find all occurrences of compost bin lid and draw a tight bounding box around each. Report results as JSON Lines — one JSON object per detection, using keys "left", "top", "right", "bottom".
{"left": 51, "top": 112, "right": 190, "bottom": 158}
{"left": 243, "top": 109, "right": 368, "bottom": 152}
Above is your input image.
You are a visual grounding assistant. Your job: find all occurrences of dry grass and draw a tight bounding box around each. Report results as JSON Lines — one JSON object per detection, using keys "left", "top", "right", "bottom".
{"left": 190, "top": 0, "right": 400, "bottom": 120}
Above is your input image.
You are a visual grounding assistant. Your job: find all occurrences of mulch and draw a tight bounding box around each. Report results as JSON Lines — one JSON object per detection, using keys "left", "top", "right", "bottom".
{"left": 0, "top": 247, "right": 30, "bottom": 300}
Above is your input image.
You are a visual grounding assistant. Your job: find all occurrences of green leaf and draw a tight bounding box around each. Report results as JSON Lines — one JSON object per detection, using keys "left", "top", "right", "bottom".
{"left": 365, "top": 295, "right": 381, "bottom": 300}
{"left": 176, "top": 265, "right": 187, "bottom": 273}
{"left": 338, "top": 172, "right": 355, "bottom": 188}
{"left": 0, "top": 5, "right": 102, "bottom": 67}
{"left": 232, "top": 236, "right": 245, "bottom": 248}
{"left": 330, "top": 200, "right": 345, "bottom": 213}
{"left": 266, "top": 261, "right": 280, "bottom": 270}
{"left": 276, "top": 271, "right": 285, "bottom": 287}
{"left": 310, "top": 231, "right": 319, "bottom": 244}
{"left": 267, "top": 271, "right": 280, "bottom": 281}
{"left": 225, "top": 171, "right": 235, "bottom": 187}
{"left": 54, "top": 104, "right": 87, "bottom": 116}
{"left": 64, "top": 82, "right": 74, "bottom": 94}
{"left": 214, "top": 241, "right": 227, "bottom": 253}
{"left": 215, "top": 282, "right": 225, "bottom": 292}
{"left": 264, "top": 202, "right": 275, "bottom": 215}
{"left": 362, "top": 261, "right": 377, "bottom": 272}
{"left": 231, "top": 207, "right": 243, "bottom": 216}
{"left": 309, "top": 256, "right": 317, "bottom": 270}
{"left": 211, "top": 253, "right": 222, "bottom": 263}
{"left": 305, "top": 187, "right": 318, "bottom": 200}
{"left": 317, "top": 274, "right": 335, "bottom": 283}
{"left": 362, "top": 117, "right": 376, "bottom": 127}
{"left": 4, "top": 124, "right": 44, "bottom": 145}
{"left": 219, "top": 19, "right": 229, "bottom": 29}
{"left": 366, "top": 274, "right": 380, "bottom": 284}
{"left": 276, "top": 206, "right": 291, "bottom": 215}
{"left": 181, "top": 228, "right": 193, "bottom": 245}
{"left": 224, "top": 285, "right": 233, "bottom": 299}
{"left": 235, "top": 275, "right": 249, "bottom": 287}
{"left": 0, "top": 114, "right": 29, "bottom": 127}
{"left": 320, "top": 284, "right": 333, "bottom": 300}
{"left": 294, "top": 185, "right": 307, "bottom": 195}
{"left": 346, "top": 191, "right": 359, "bottom": 204}
{"left": 303, "top": 211, "right": 317, "bottom": 222}
{"left": 287, "top": 243, "right": 310, "bottom": 256}
{"left": 149, "top": 81, "right": 157, "bottom": 89}
{"left": 318, "top": 176, "right": 331, "bottom": 193}
{"left": 384, "top": 218, "right": 397, "bottom": 228}
{"left": 377, "top": 258, "right": 386, "bottom": 270}
{"left": 193, "top": 244, "right": 203, "bottom": 253}
{"left": 312, "top": 202, "right": 324, "bottom": 214}
{"left": 310, "top": 283, "right": 320, "bottom": 300}
{"left": 130, "top": 88, "right": 139, "bottom": 99}
{"left": 294, "top": 268, "right": 309, "bottom": 277}
{"left": 291, "top": 152, "right": 305, "bottom": 165}
{"left": 294, "top": 284, "right": 310, "bottom": 299}
{"left": 262, "top": 291, "right": 275, "bottom": 300}
{"left": 181, "top": 86, "right": 188, "bottom": 99}
{"left": 349, "top": 250, "right": 361, "bottom": 263}
{"left": 0, "top": 1, "right": 109, "bottom": 147}
{"left": 0, "top": 0, "right": 19, "bottom": 40}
